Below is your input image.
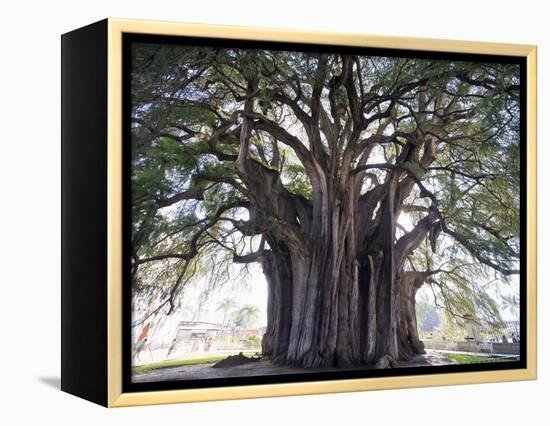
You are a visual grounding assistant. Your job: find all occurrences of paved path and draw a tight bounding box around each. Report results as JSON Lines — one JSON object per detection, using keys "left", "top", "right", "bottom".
{"left": 133, "top": 350, "right": 453, "bottom": 383}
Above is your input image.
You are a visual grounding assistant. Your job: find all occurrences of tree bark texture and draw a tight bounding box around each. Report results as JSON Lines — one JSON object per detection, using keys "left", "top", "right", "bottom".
{"left": 255, "top": 161, "right": 432, "bottom": 368}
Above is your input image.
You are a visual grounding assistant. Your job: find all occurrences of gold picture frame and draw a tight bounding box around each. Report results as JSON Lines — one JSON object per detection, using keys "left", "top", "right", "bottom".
{"left": 61, "top": 17, "right": 537, "bottom": 407}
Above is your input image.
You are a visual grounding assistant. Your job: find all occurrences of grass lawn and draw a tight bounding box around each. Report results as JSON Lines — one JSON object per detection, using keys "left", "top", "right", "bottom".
{"left": 444, "top": 353, "right": 508, "bottom": 364}
{"left": 132, "top": 352, "right": 258, "bottom": 374}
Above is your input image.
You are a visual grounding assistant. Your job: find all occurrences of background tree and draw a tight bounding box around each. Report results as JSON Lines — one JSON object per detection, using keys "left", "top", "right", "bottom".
{"left": 216, "top": 297, "right": 237, "bottom": 326}
{"left": 234, "top": 304, "right": 261, "bottom": 328}
{"left": 500, "top": 294, "right": 519, "bottom": 320}
{"left": 130, "top": 42, "right": 520, "bottom": 368}
{"left": 416, "top": 297, "right": 441, "bottom": 335}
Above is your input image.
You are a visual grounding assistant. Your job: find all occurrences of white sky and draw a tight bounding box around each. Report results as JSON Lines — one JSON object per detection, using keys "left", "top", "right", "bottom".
{"left": 179, "top": 262, "right": 268, "bottom": 327}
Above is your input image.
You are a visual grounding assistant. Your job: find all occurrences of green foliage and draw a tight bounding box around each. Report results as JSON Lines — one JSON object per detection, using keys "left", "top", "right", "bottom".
{"left": 402, "top": 161, "right": 426, "bottom": 179}
{"left": 283, "top": 163, "right": 313, "bottom": 198}
{"left": 246, "top": 335, "right": 262, "bottom": 347}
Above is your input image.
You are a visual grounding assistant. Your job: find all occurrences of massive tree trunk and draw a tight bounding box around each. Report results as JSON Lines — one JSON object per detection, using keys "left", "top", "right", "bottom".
{"left": 283, "top": 180, "right": 361, "bottom": 368}
{"left": 256, "top": 176, "right": 438, "bottom": 368}
{"left": 281, "top": 241, "right": 361, "bottom": 368}
{"left": 258, "top": 160, "right": 433, "bottom": 368}
{"left": 263, "top": 238, "right": 427, "bottom": 368}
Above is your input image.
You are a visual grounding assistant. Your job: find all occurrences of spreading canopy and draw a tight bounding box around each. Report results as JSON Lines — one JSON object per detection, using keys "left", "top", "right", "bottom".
{"left": 129, "top": 42, "right": 520, "bottom": 364}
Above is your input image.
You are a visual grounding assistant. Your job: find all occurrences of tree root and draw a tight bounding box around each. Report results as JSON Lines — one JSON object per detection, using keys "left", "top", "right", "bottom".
{"left": 374, "top": 355, "right": 398, "bottom": 369}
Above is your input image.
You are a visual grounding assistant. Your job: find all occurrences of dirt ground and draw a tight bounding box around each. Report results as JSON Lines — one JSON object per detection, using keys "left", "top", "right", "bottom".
{"left": 132, "top": 350, "right": 452, "bottom": 383}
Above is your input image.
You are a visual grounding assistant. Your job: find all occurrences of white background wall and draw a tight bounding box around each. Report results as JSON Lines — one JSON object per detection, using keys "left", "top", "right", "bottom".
{"left": 0, "top": 0, "right": 546, "bottom": 424}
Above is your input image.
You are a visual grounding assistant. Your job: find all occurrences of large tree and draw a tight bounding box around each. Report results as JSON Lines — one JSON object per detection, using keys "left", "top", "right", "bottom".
{"left": 130, "top": 42, "right": 520, "bottom": 368}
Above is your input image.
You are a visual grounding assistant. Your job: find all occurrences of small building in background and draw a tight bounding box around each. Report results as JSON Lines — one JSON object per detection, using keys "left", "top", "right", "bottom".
{"left": 175, "top": 321, "right": 223, "bottom": 343}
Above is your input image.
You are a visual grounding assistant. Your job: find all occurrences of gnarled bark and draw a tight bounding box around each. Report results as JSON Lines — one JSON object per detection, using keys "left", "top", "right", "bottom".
{"left": 261, "top": 242, "right": 293, "bottom": 361}
{"left": 396, "top": 271, "right": 427, "bottom": 361}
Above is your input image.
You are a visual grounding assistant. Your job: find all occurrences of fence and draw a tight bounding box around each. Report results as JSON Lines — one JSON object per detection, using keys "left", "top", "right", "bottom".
{"left": 423, "top": 340, "right": 520, "bottom": 355}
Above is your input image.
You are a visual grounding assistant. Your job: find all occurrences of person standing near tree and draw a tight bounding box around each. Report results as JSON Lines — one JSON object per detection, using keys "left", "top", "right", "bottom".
{"left": 166, "top": 338, "right": 178, "bottom": 358}
{"left": 133, "top": 338, "right": 148, "bottom": 362}
{"left": 204, "top": 337, "right": 212, "bottom": 352}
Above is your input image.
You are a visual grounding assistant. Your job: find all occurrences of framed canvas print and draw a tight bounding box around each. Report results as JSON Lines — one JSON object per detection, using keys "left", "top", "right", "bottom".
{"left": 61, "top": 18, "right": 537, "bottom": 407}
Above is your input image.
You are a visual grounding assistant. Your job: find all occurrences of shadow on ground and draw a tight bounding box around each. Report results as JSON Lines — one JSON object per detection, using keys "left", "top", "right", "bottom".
{"left": 38, "top": 377, "right": 61, "bottom": 389}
